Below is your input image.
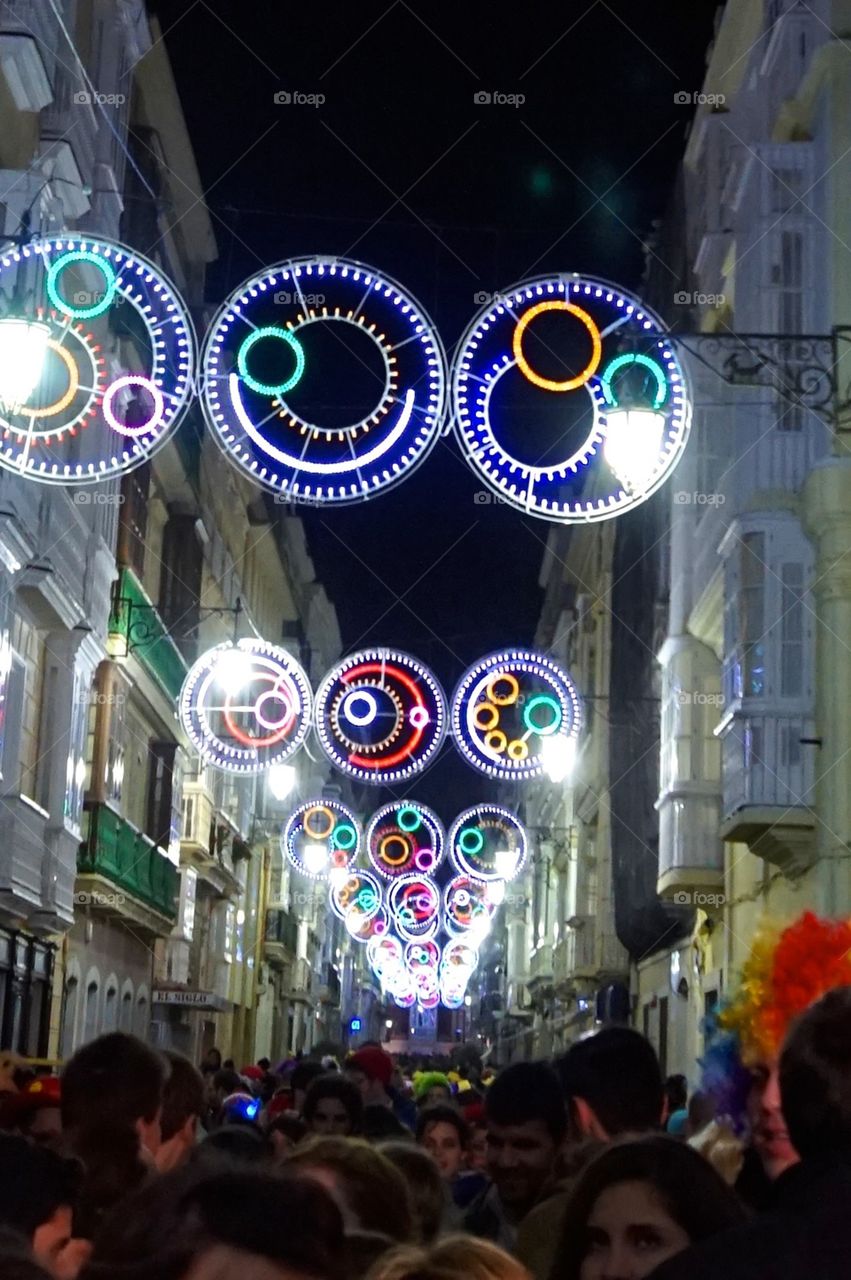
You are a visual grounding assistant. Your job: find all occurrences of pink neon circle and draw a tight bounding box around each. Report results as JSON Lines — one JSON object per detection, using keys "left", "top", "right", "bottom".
{"left": 373, "top": 919, "right": 387, "bottom": 935}
{"left": 102, "top": 375, "right": 165, "bottom": 437}
{"left": 415, "top": 848, "right": 435, "bottom": 871}
{"left": 409, "top": 706, "right": 430, "bottom": 729}
{"left": 254, "top": 683, "right": 296, "bottom": 732}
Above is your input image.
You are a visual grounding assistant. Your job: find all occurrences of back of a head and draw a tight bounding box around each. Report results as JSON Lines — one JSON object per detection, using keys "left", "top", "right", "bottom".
{"left": 484, "top": 1062, "right": 567, "bottom": 1143}
{"left": 161, "top": 1051, "right": 204, "bottom": 1142}
{"left": 194, "top": 1126, "right": 271, "bottom": 1168}
{"left": 0, "top": 1135, "right": 81, "bottom": 1237}
{"left": 288, "top": 1136, "right": 414, "bottom": 1241}
{"left": 82, "top": 1165, "right": 346, "bottom": 1280}
{"left": 379, "top": 1141, "right": 446, "bottom": 1244}
{"left": 366, "top": 1236, "right": 530, "bottom": 1280}
{"left": 556, "top": 1027, "right": 663, "bottom": 1137}
{"left": 61, "top": 1033, "right": 166, "bottom": 1133}
{"left": 780, "top": 984, "right": 851, "bottom": 1160}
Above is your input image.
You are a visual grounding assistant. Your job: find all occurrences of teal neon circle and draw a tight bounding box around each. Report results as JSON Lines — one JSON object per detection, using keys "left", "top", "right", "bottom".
{"left": 523, "top": 694, "right": 562, "bottom": 736}
{"left": 356, "top": 888, "right": 377, "bottom": 911}
{"left": 332, "top": 822, "right": 357, "bottom": 851}
{"left": 458, "top": 827, "right": 485, "bottom": 856}
{"left": 46, "top": 250, "right": 117, "bottom": 320}
{"left": 397, "top": 806, "right": 422, "bottom": 833}
{"left": 237, "top": 326, "right": 305, "bottom": 396}
{"left": 600, "top": 353, "right": 667, "bottom": 409}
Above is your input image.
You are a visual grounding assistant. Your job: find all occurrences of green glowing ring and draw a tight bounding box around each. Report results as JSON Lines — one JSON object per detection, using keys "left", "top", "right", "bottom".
{"left": 522, "top": 694, "right": 562, "bottom": 736}
{"left": 356, "top": 888, "right": 378, "bottom": 912}
{"left": 458, "top": 827, "right": 485, "bottom": 856}
{"left": 600, "top": 353, "right": 667, "bottom": 409}
{"left": 237, "top": 326, "right": 305, "bottom": 396}
{"left": 332, "top": 821, "right": 357, "bottom": 851}
{"left": 46, "top": 250, "right": 117, "bottom": 320}
{"left": 397, "top": 805, "right": 422, "bottom": 833}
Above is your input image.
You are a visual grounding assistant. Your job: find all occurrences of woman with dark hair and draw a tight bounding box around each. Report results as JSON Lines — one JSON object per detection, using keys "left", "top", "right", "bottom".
{"left": 550, "top": 1136, "right": 746, "bottom": 1280}
{"left": 302, "top": 1073, "right": 363, "bottom": 1137}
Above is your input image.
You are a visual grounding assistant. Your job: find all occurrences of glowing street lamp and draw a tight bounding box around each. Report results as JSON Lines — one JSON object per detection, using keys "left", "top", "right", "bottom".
{"left": 0, "top": 317, "right": 49, "bottom": 413}
{"left": 267, "top": 762, "right": 297, "bottom": 801}
{"left": 601, "top": 353, "right": 669, "bottom": 495}
{"left": 541, "top": 734, "right": 576, "bottom": 784}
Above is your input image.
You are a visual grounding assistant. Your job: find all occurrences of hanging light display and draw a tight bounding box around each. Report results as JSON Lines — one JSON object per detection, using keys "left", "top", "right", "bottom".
{"left": 179, "top": 638, "right": 312, "bottom": 774}
{"left": 387, "top": 873, "right": 441, "bottom": 942}
{"left": 448, "top": 804, "right": 528, "bottom": 882}
{"left": 451, "top": 648, "right": 582, "bottom": 781}
{"left": 366, "top": 801, "right": 445, "bottom": 880}
{"left": 329, "top": 867, "right": 386, "bottom": 944}
{"left": 443, "top": 873, "right": 501, "bottom": 941}
{"left": 452, "top": 273, "right": 690, "bottom": 523}
{"left": 0, "top": 236, "right": 195, "bottom": 483}
{"left": 313, "top": 648, "right": 447, "bottom": 785}
{"left": 283, "top": 799, "right": 361, "bottom": 879}
{"left": 200, "top": 255, "right": 447, "bottom": 505}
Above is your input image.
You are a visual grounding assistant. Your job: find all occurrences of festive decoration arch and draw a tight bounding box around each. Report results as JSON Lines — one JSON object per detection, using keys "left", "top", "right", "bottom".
{"left": 283, "top": 799, "right": 361, "bottom": 879}
{"left": 200, "top": 256, "right": 447, "bottom": 504}
{"left": 179, "top": 639, "right": 312, "bottom": 774}
{"left": 366, "top": 801, "right": 445, "bottom": 880}
{"left": 452, "top": 273, "right": 690, "bottom": 522}
{"left": 0, "top": 235, "right": 195, "bottom": 482}
{"left": 451, "top": 648, "right": 582, "bottom": 781}
{"left": 448, "top": 804, "right": 528, "bottom": 882}
{"left": 388, "top": 873, "right": 441, "bottom": 942}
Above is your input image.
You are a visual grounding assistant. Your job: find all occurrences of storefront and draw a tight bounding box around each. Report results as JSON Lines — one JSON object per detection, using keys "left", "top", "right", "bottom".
{"left": 0, "top": 928, "right": 54, "bottom": 1057}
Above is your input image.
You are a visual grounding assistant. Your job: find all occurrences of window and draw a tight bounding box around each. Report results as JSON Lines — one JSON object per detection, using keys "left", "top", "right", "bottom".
{"left": 120, "top": 989, "right": 133, "bottom": 1033}
{"left": 10, "top": 613, "right": 46, "bottom": 802}
{"left": 135, "top": 993, "right": 149, "bottom": 1040}
{"left": 61, "top": 978, "right": 78, "bottom": 1055}
{"left": 104, "top": 985, "right": 118, "bottom": 1032}
{"left": 781, "top": 563, "right": 804, "bottom": 696}
{"left": 83, "top": 980, "right": 99, "bottom": 1043}
{"left": 740, "top": 535, "right": 766, "bottom": 696}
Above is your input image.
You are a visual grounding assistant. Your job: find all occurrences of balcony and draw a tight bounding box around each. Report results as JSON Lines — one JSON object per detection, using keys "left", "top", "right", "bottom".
{"left": 285, "top": 957, "right": 313, "bottom": 1003}
{"left": 0, "top": 1, "right": 54, "bottom": 112}
{"left": 108, "top": 567, "right": 188, "bottom": 702}
{"left": 319, "top": 963, "right": 341, "bottom": 1005}
{"left": 181, "top": 784, "right": 241, "bottom": 898}
{"left": 264, "top": 908, "right": 299, "bottom": 968}
{"left": 527, "top": 943, "right": 554, "bottom": 991}
{"left": 77, "top": 803, "right": 179, "bottom": 933}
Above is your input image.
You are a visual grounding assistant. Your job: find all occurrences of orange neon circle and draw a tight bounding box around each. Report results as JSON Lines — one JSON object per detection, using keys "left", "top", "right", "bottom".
{"left": 507, "top": 738, "right": 529, "bottom": 761}
{"left": 23, "top": 339, "right": 79, "bottom": 418}
{"left": 512, "top": 300, "right": 602, "bottom": 392}
{"left": 379, "top": 834, "right": 410, "bottom": 866}
{"left": 485, "top": 730, "right": 508, "bottom": 755}
{"left": 473, "top": 702, "right": 500, "bottom": 731}
{"left": 487, "top": 672, "right": 519, "bottom": 706}
{"left": 304, "top": 805, "right": 334, "bottom": 839}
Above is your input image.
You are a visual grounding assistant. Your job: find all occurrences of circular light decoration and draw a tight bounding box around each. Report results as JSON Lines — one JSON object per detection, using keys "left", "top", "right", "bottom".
{"left": 283, "top": 799, "right": 361, "bottom": 879}
{"left": 452, "top": 273, "right": 690, "bottom": 523}
{"left": 448, "top": 805, "right": 528, "bottom": 882}
{"left": 452, "top": 648, "right": 582, "bottom": 781}
{"left": 366, "top": 801, "right": 445, "bottom": 880}
{"left": 201, "top": 256, "right": 447, "bottom": 505}
{"left": 388, "top": 874, "right": 441, "bottom": 942}
{"left": 0, "top": 235, "right": 195, "bottom": 483}
{"left": 405, "top": 939, "right": 441, "bottom": 1007}
{"left": 329, "top": 867, "right": 383, "bottom": 924}
{"left": 179, "top": 639, "right": 312, "bottom": 775}
{"left": 443, "top": 874, "right": 500, "bottom": 941}
{"left": 440, "top": 939, "right": 478, "bottom": 1009}
{"left": 314, "top": 648, "right": 447, "bottom": 785}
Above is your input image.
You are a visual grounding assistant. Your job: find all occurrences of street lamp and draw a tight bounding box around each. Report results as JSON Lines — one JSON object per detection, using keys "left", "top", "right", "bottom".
{"left": 0, "top": 317, "right": 49, "bottom": 414}
{"left": 601, "top": 353, "right": 669, "bottom": 495}
{"left": 541, "top": 735, "right": 576, "bottom": 784}
{"left": 267, "top": 763, "right": 297, "bottom": 801}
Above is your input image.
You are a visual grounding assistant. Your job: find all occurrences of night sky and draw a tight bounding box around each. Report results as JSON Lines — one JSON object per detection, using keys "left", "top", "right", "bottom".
{"left": 149, "top": 0, "right": 719, "bottom": 813}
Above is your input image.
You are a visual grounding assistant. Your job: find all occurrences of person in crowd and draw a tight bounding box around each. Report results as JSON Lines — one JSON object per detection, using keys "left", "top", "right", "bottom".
{"left": 685, "top": 1091, "right": 716, "bottom": 1139}
{"left": 664, "top": 1075, "right": 688, "bottom": 1137}
{"left": 550, "top": 1135, "right": 746, "bottom": 1280}
{"left": 303, "top": 1073, "right": 364, "bottom": 1137}
{"left": 290, "top": 1061, "right": 327, "bottom": 1114}
{"left": 652, "top": 984, "right": 851, "bottom": 1279}
{"left": 0, "top": 1134, "right": 86, "bottom": 1279}
{"left": 267, "top": 1111, "right": 308, "bottom": 1162}
{"left": 287, "top": 1135, "right": 415, "bottom": 1242}
{"left": 464, "top": 1061, "right": 567, "bottom": 1251}
{"left": 0, "top": 1075, "right": 63, "bottom": 1146}
{"left": 517, "top": 1028, "right": 664, "bottom": 1279}
{"left": 71, "top": 1125, "right": 151, "bottom": 1242}
{"left": 366, "top": 1234, "right": 531, "bottom": 1280}
{"left": 414, "top": 1072, "right": 454, "bottom": 1109}
{"left": 192, "top": 1125, "right": 272, "bottom": 1169}
{"left": 217, "top": 1090, "right": 263, "bottom": 1129}
{"left": 347, "top": 1046, "right": 414, "bottom": 1134}
{"left": 206, "top": 1068, "right": 245, "bottom": 1125}
{"left": 462, "top": 1101, "right": 489, "bottom": 1173}
{"left": 380, "top": 1140, "right": 449, "bottom": 1244}
{"left": 61, "top": 1032, "right": 167, "bottom": 1158}
{"left": 78, "top": 1165, "right": 346, "bottom": 1280}
{"left": 417, "top": 1104, "right": 469, "bottom": 1183}
{"left": 199, "top": 1048, "right": 222, "bottom": 1075}
{"left": 155, "top": 1051, "right": 205, "bottom": 1173}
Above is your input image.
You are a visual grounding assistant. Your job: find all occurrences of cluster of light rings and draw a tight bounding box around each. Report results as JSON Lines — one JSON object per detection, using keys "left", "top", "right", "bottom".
{"left": 448, "top": 804, "right": 528, "bottom": 882}
{"left": 201, "top": 256, "right": 447, "bottom": 506}
{"left": 452, "top": 273, "right": 690, "bottom": 523}
{"left": 283, "top": 800, "right": 361, "bottom": 879}
{"left": 179, "top": 639, "right": 313, "bottom": 774}
{"left": 0, "top": 235, "right": 195, "bottom": 482}
{"left": 366, "top": 801, "right": 445, "bottom": 880}
{"left": 452, "top": 649, "right": 583, "bottom": 781}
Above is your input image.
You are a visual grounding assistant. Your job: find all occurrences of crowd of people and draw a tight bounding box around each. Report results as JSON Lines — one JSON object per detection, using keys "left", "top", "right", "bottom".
{"left": 2, "top": 910, "right": 851, "bottom": 1280}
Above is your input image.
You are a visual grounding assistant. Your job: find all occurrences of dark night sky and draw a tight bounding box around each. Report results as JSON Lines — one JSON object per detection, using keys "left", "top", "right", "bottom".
{"left": 149, "top": 0, "right": 719, "bottom": 813}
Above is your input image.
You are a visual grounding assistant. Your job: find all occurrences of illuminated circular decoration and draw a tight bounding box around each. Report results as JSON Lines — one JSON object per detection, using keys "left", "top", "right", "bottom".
{"left": 452, "top": 273, "right": 690, "bottom": 523}
{"left": 179, "top": 639, "right": 312, "bottom": 774}
{"left": 283, "top": 799, "right": 361, "bottom": 879}
{"left": 449, "top": 805, "right": 527, "bottom": 882}
{"left": 443, "top": 874, "right": 499, "bottom": 941}
{"left": 366, "top": 801, "right": 445, "bottom": 880}
{"left": 201, "top": 256, "right": 447, "bottom": 505}
{"left": 329, "top": 867, "right": 387, "bottom": 944}
{"left": 452, "top": 649, "right": 582, "bottom": 780}
{"left": 314, "top": 648, "right": 446, "bottom": 785}
{"left": 388, "top": 874, "right": 440, "bottom": 942}
{"left": 0, "top": 235, "right": 195, "bottom": 483}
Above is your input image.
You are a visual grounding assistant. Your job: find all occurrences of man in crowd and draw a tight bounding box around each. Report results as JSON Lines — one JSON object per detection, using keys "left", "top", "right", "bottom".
{"left": 0, "top": 1134, "right": 84, "bottom": 1277}
{"left": 61, "top": 1031, "right": 167, "bottom": 1158}
{"left": 464, "top": 1060, "right": 566, "bottom": 1251}
{"left": 517, "top": 1026, "right": 664, "bottom": 1278}
{"left": 345, "top": 1045, "right": 412, "bottom": 1134}
{"left": 652, "top": 985, "right": 851, "bottom": 1279}
{"left": 155, "top": 1050, "right": 205, "bottom": 1172}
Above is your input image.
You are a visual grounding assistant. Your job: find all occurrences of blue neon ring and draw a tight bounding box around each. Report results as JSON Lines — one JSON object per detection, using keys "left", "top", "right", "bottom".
{"left": 46, "top": 250, "right": 117, "bottom": 320}
{"left": 237, "top": 326, "right": 305, "bottom": 396}
{"left": 332, "top": 822, "right": 357, "bottom": 851}
{"left": 522, "top": 693, "right": 562, "bottom": 735}
{"left": 397, "top": 806, "right": 422, "bottom": 833}
{"left": 458, "top": 827, "right": 485, "bottom": 855}
{"left": 600, "top": 353, "right": 667, "bottom": 409}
